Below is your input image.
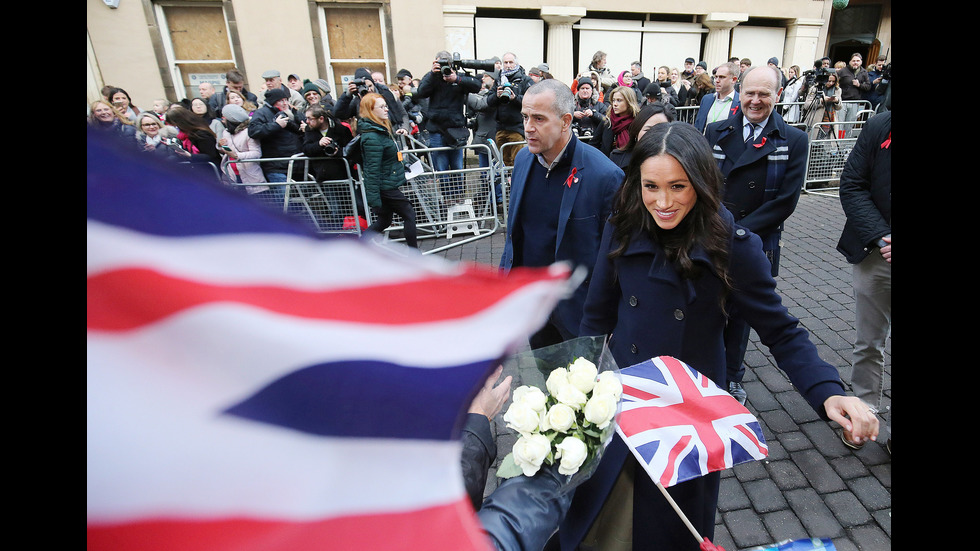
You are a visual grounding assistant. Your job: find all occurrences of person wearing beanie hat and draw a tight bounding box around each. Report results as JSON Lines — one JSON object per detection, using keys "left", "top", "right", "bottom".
{"left": 767, "top": 57, "right": 788, "bottom": 89}
{"left": 572, "top": 75, "right": 607, "bottom": 144}
{"left": 334, "top": 67, "right": 411, "bottom": 133}
{"left": 221, "top": 104, "right": 250, "bottom": 127}
{"left": 247, "top": 79, "right": 306, "bottom": 187}
{"left": 301, "top": 82, "right": 322, "bottom": 107}
{"left": 218, "top": 103, "right": 268, "bottom": 192}
{"left": 263, "top": 87, "right": 290, "bottom": 107}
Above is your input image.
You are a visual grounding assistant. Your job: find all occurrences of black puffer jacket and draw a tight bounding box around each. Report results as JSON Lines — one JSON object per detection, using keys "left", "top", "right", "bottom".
{"left": 416, "top": 69, "right": 482, "bottom": 135}
{"left": 836, "top": 111, "right": 891, "bottom": 263}
{"left": 247, "top": 103, "right": 304, "bottom": 177}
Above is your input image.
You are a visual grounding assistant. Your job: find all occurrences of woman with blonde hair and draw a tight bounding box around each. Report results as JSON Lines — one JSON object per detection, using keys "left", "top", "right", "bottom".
{"left": 592, "top": 85, "right": 640, "bottom": 158}
{"left": 357, "top": 92, "right": 417, "bottom": 248}
{"left": 88, "top": 100, "right": 136, "bottom": 140}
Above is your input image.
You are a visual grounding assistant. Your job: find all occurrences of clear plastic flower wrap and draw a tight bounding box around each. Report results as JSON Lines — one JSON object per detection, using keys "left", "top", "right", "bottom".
{"left": 496, "top": 335, "right": 620, "bottom": 493}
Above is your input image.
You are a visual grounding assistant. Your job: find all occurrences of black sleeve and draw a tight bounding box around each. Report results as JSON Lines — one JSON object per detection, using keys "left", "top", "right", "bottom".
{"left": 460, "top": 413, "right": 496, "bottom": 511}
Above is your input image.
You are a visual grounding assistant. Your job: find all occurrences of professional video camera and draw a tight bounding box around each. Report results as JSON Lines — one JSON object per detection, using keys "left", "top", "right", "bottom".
{"left": 438, "top": 52, "right": 497, "bottom": 77}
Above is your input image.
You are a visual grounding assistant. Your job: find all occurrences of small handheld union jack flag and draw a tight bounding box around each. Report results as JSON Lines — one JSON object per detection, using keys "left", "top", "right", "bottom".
{"left": 615, "top": 356, "right": 769, "bottom": 488}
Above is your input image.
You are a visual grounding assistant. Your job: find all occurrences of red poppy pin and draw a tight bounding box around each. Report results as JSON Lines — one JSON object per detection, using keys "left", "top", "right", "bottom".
{"left": 753, "top": 137, "right": 767, "bottom": 148}
{"left": 565, "top": 167, "right": 579, "bottom": 188}
{"left": 881, "top": 132, "right": 891, "bottom": 149}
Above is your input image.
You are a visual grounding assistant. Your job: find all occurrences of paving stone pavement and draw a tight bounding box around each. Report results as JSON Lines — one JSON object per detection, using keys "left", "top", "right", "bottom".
{"left": 420, "top": 193, "right": 891, "bottom": 551}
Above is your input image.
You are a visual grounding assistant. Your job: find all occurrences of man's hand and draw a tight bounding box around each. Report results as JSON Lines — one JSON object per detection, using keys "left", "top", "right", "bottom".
{"left": 319, "top": 136, "right": 333, "bottom": 147}
{"left": 824, "top": 395, "right": 880, "bottom": 445}
{"left": 879, "top": 235, "right": 891, "bottom": 263}
{"left": 468, "top": 365, "right": 512, "bottom": 421}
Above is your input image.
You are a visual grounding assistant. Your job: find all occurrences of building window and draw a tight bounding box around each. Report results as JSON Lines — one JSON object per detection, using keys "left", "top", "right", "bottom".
{"left": 317, "top": 4, "right": 389, "bottom": 94}
{"left": 155, "top": 1, "right": 237, "bottom": 100}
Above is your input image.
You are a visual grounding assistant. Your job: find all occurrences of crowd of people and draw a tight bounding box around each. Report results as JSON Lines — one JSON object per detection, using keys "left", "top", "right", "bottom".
{"left": 87, "top": 50, "right": 889, "bottom": 224}
{"left": 88, "top": 47, "right": 890, "bottom": 551}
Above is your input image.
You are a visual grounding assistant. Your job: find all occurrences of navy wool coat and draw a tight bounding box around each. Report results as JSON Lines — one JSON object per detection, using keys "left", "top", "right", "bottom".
{"left": 561, "top": 209, "right": 847, "bottom": 550}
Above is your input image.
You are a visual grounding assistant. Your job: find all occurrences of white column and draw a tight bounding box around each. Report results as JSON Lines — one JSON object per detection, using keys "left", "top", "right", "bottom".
{"left": 701, "top": 12, "right": 748, "bottom": 70}
{"left": 540, "top": 6, "right": 587, "bottom": 85}
{"left": 443, "top": 5, "right": 477, "bottom": 59}
{"left": 784, "top": 18, "right": 825, "bottom": 72}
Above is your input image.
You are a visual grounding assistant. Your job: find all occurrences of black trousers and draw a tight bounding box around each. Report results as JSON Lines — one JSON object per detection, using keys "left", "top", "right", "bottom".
{"left": 368, "top": 188, "right": 417, "bottom": 248}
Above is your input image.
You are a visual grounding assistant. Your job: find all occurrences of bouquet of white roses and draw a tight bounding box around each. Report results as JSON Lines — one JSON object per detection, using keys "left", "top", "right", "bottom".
{"left": 495, "top": 336, "right": 621, "bottom": 489}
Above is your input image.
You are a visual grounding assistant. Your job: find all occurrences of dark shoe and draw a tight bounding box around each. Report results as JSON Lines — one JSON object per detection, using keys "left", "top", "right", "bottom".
{"left": 728, "top": 381, "right": 747, "bottom": 406}
{"left": 840, "top": 428, "right": 865, "bottom": 450}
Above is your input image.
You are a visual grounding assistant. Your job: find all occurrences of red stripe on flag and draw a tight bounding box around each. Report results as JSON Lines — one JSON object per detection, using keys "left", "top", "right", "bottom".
{"left": 87, "top": 265, "right": 567, "bottom": 331}
{"left": 622, "top": 384, "right": 659, "bottom": 402}
{"left": 735, "top": 424, "right": 768, "bottom": 456}
{"left": 661, "top": 434, "right": 691, "bottom": 486}
{"left": 87, "top": 498, "right": 493, "bottom": 551}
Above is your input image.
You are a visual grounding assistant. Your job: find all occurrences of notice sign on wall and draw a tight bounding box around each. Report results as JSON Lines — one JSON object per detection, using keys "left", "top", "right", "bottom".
{"left": 189, "top": 73, "right": 226, "bottom": 92}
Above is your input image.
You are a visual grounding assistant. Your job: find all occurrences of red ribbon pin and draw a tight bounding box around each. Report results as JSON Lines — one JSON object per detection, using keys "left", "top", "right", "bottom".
{"left": 881, "top": 132, "right": 891, "bottom": 149}
{"left": 565, "top": 167, "right": 579, "bottom": 188}
{"left": 753, "top": 137, "right": 767, "bottom": 148}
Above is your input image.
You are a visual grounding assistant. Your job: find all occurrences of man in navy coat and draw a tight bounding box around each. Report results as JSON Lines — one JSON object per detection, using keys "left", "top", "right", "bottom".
{"left": 694, "top": 62, "right": 740, "bottom": 133}
{"left": 500, "top": 79, "right": 623, "bottom": 348}
{"left": 704, "top": 64, "right": 809, "bottom": 404}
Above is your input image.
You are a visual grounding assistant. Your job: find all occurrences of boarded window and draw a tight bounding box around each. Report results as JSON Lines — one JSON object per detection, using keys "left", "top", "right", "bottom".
{"left": 157, "top": 3, "right": 236, "bottom": 99}
{"left": 319, "top": 6, "right": 387, "bottom": 94}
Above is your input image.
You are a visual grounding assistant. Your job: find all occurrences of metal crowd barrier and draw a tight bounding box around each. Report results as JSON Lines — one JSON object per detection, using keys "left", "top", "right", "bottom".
{"left": 364, "top": 135, "right": 500, "bottom": 255}
{"left": 490, "top": 139, "right": 528, "bottom": 227}
{"left": 802, "top": 119, "right": 868, "bottom": 197}
{"left": 224, "top": 155, "right": 367, "bottom": 236}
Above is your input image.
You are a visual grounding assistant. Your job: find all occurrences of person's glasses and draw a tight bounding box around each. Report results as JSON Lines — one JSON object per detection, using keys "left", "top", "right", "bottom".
{"left": 142, "top": 122, "right": 160, "bottom": 127}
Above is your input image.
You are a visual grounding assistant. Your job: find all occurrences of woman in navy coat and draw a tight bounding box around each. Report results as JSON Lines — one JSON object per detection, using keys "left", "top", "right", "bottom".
{"left": 560, "top": 122, "right": 878, "bottom": 551}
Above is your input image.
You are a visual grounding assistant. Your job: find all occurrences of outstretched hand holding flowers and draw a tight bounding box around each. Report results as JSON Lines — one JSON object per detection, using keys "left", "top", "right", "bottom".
{"left": 498, "top": 357, "right": 622, "bottom": 480}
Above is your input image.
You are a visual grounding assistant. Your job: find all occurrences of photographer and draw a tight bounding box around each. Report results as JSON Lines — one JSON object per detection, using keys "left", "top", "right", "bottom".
{"left": 466, "top": 71, "right": 501, "bottom": 206}
{"left": 333, "top": 68, "right": 411, "bottom": 135}
{"left": 486, "top": 52, "right": 531, "bottom": 167}
{"left": 571, "top": 76, "right": 607, "bottom": 144}
{"left": 302, "top": 105, "right": 357, "bottom": 230}
{"left": 801, "top": 69, "right": 842, "bottom": 141}
{"left": 416, "top": 50, "right": 483, "bottom": 205}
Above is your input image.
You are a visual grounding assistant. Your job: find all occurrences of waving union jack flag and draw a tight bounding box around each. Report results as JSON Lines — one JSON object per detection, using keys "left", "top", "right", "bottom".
{"left": 615, "top": 356, "right": 768, "bottom": 488}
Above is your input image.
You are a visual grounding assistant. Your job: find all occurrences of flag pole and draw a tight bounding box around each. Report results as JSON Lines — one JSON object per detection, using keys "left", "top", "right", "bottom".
{"left": 654, "top": 480, "right": 703, "bottom": 543}
{"left": 654, "top": 480, "right": 725, "bottom": 550}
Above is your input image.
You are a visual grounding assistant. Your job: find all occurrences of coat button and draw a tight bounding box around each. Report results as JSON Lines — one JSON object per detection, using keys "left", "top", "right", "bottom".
{"left": 629, "top": 295, "right": 638, "bottom": 307}
{"left": 735, "top": 229, "right": 746, "bottom": 236}
{"left": 630, "top": 344, "right": 638, "bottom": 354}
{"left": 674, "top": 309, "right": 684, "bottom": 320}
{"left": 748, "top": 182, "right": 756, "bottom": 189}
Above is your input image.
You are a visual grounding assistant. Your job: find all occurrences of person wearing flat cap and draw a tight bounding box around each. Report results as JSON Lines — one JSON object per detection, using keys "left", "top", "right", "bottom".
{"left": 256, "top": 69, "right": 307, "bottom": 112}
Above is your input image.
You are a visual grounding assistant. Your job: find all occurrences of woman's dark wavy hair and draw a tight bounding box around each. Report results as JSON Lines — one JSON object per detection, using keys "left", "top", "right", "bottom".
{"left": 608, "top": 121, "right": 734, "bottom": 310}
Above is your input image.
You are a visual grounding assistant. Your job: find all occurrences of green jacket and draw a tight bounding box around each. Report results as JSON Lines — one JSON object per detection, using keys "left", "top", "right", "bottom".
{"left": 358, "top": 118, "right": 406, "bottom": 208}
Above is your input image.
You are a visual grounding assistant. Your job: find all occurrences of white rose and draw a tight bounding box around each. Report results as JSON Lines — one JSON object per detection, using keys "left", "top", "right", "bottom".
{"left": 512, "top": 385, "right": 547, "bottom": 412}
{"left": 555, "top": 435, "right": 588, "bottom": 475}
{"left": 546, "top": 367, "right": 570, "bottom": 397}
{"left": 503, "top": 401, "right": 540, "bottom": 434}
{"left": 583, "top": 393, "right": 618, "bottom": 429}
{"left": 556, "top": 382, "right": 589, "bottom": 410}
{"left": 568, "top": 361, "right": 598, "bottom": 394}
{"left": 593, "top": 370, "right": 623, "bottom": 399}
{"left": 545, "top": 403, "right": 577, "bottom": 433}
{"left": 513, "top": 433, "right": 552, "bottom": 477}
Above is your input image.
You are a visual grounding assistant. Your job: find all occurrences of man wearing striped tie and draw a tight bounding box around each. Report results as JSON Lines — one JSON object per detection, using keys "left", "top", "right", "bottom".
{"left": 703, "top": 64, "right": 809, "bottom": 406}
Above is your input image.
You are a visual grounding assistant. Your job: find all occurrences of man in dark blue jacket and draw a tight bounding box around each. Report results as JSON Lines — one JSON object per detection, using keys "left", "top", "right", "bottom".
{"left": 704, "top": 65, "right": 808, "bottom": 405}
{"left": 501, "top": 79, "right": 623, "bottom": 348}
